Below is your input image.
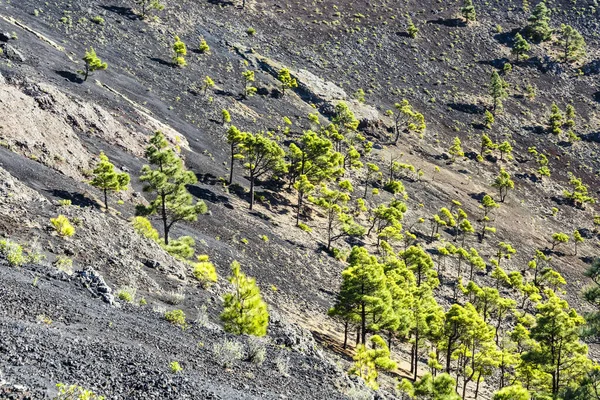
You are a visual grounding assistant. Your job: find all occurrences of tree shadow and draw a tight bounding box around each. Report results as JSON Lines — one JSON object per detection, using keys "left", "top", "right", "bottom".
{"left": 195, "top": 172, "right": 219, "bottom": 185}
{"left": 476, "top": 58, "right": 509, "bottom": 69}
{"left": 469, "top": 192, "right": 487, "bottom": 202}
{"left": 581, "top": 132, "right": 600, "bottom": 143}
{"left": 593, "top": 92, "right": 600, "bottom": 103}
{"left": 187, "top": 186, "right": 233, "bottom": 209}
{"left": 49, "top": 190, "right": 98, "bottom": 208}
{"left": 582, "top": 60, "right": 600, "bottom": 76}
{"left": 55, "top": 70, "right": 83, "bottom": 84}
{"left": 523, "top": 125, "right": 546, "bottom": 135}
{"left": 148, "top": 56, "right": 173, "bottom": 67}
{"left": 448, "top": 102, "right": 485, "bottom": 115}
{"left": 493, "top": 29, "right": 520, "bottom": 46}
{"left": 100, "top": 5, "right": 138, "bottom": 20}
{"left": 396, "top": 31, "right": 411, "bottom": 38}
{"left": 426, "top": 18, "right": 465, "bottom": 27}
{"left": 207, "top": 0, "right": 235, "bottom": 6}
{"left": 514, "top": 173, "right": 539, "bottom": 183}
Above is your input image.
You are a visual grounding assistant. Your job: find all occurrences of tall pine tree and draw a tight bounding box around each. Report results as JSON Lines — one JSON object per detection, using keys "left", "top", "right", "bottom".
{"left": 90, "top": 152, "right": 130, "bottom": 210}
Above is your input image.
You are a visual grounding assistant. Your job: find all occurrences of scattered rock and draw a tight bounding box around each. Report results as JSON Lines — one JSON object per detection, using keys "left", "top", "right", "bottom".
{"left": 0, "top": 32, "right": 10, "bottom": 42}
{"left": 1, "top": 44, "right": 26, "bottom": 62}
{"left": 77, "top": 267, "right": 115, "bottom": 305}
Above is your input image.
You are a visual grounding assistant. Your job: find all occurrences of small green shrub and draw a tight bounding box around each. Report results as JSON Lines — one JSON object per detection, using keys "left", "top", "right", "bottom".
{"left": 198, "top": 37, "right": 210, "bottom": 54}
{"left": 0, "top": 239, "right": 25, "bottom": 266}
{"left": 132, "top": 216, "right": 159, "bottom": 242}
{"left": 55, "top": 383, "right": 105, "bottom": 400}
{"left": 50, "top": 215, "right": 75, "bottom": 237}
{"left": 261, "top": 235, "right": 269, "bottom": 242}
{"left": 165, "top": 309, "right": 186, "bottom": 327}
{"left": 58, "top": 199, "right": 72, "bottom": 207}
{"left": 246, "top": 27, "right": 256, "bottom": 35}
{"left": 91, "top": 16, "right": 105, "bottom": 25}
{"left": 298, "top": 223, "right": 312, "bottom": 233}
{"left": 117, "top": 287, "right": 136, "bottom": 303}
{"left": 192, "top": 255, "right": 218, "bottom": 287}
{"left": 170, "top": 361, "right": 182, "bottom": 374}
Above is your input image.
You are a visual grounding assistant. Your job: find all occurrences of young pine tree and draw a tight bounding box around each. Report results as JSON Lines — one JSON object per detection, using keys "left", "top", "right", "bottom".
{"left": 220, "top": 261, "right": 269, "bottom": 336}
{"left": 489, "top": 71, "right": 508, "bottom": 113}
{"left": 226, "top": 126, "right": 247, "bottom": 185}
{"left": 277, "top": 68, "right": 298, "bottom": 96}
{"left": 137, "top": 131, "right": 207, "bottom": 244}
{"left": 406, "top": 16, "right": 419, "bottom": 38}
{"left": 448, "top": 137, "right": 464, "bottom": 162}
{"left": 240, "top": 132, "right": 286, "bottom": 210}
{"left": 134, "top": 0, "right": 164, "bottom": 19}
{"left": 294, "top": 174, "right": 315, "bottom": 226}
{"left": 492, "top": 168, "right": 514, "bottom": 202}
{"left": 82, "top": 48, "right": 107, "bottom": 81}
{"left": 559, "top": 24, "right": 586, "bottom": 63}
{"left": 172, "top": 36, "right": 187, "bottom": 67}
{"left": 349, "top": 335, "right": 396, "bottom": 390}
{"left": 548, "top": 103, "right": 564, "bottom": 135}
{"left": 242, "top": 70, "right": 257, "bottom": 98}
{"left": 512, "top": 33, "right": 531, "bottom": 62}
{"left": 461, "top": 0, "right": 476, "bottom": 23}
{"left": 90, "top": 152, "right": 130, "bottom": 210}
{"left": 526, "top": 1, "right": 552, "bottom": 42}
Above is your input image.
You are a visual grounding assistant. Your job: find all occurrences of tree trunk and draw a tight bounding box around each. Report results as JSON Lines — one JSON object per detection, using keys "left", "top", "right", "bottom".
{"left": 413, "top": 329, "right": 419, "bottom": 381}
{"left": 361, "top": 301, "right": 366, "bottom": 345}
{"left": 84, "top": 64, "right": 89, "bottom": 81}
{"left": 104, "top": 188, "right": 108, "bottom": 211}
{"left": 296, "top": 191, "right": 303, "bottom": 226}
{"left": 249, "top": 173, "right": 255, "bottom": 210}
{"left": 161, "top": 192, "right": 169, "bottom": 245}
{"left": 343, "top": 321, "right": 348, "bottom": 349}
{"left": 229, "top": 143, "right": 235, "bottom": 185}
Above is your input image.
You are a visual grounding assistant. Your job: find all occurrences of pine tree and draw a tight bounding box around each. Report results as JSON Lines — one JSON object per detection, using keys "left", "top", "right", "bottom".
{"left": 349, "top": 334, "right": 396, "bottom": 390}
{"left": 493, "top": 384, "right": 530, "bottom": 400}
{"left": 390, "top": 99, "right": 426, "bottom": 144}
{"left": 242, "top": 70, "right": 257, "bottom": 98}
{"left": 90, "top": 152, "right": 130, "bottom": 210}
{"left": 220, "top": 261, "right": 269, "bottom": 336}
{"left": 548, "top": 103, "right": 564, "bottom": 135}
{"left": 399, "top": 372, "right": 461, "bottom": 400}
{"left": 277, "top": 68, "right": 298, "bottom": 96}
{"left": 226, "top": 126, "right": 247, "bottom": 185}
{"left": 480, "top": 133, "right": 497, "bottom": 158}
{"left": 448, "top": 137, "right": 464, "bottom": 162}
{"left": 294, "top": 174, "right": 314, "bottom": 226}
{"left": 512, "top": 33, "right": 531, "bottom": 62}
{"left": 363, "top": 163, "right": 381, "bottom": 199}
{"left": 492, "top": 168, "right": 514, "bottom": 202}
{"left": 222, "top": 109, "right": 231, "bottom": 125}
{"left": 461, "top": 0, "right": 476, "bottom": 23}
{"left": 479, "top": 195, "right": 499, "bottom": 241}
{"left": 498, "top": 140, "right": 513, "bottom": 161}
{"left": 240, "top": 132, "right": 286, "bottom": 210}
{"left": 341, "top": 246, "right": 390, "bottom": 344}
{"left": 565, "top": 104, "right": 576, "bottom": 129}
{"left": 550, "top": 232, "right": 569, "bottom": 251}
{"left": 522, "top": 290, "right": 590, "bottom": 397}
{"left": 82, "top": 47, "right": 107, "bottom": 81}
{"left": 559, "top": 24, "right": 586, "bottom": 63}
{"left": 489, "top": 71, "right": 508, "bottom": 112}
{"left": 407, "top": 16, "right": 419, "bottom": 38}
{"left": 137, "top": 131, "right": 207, "bottom": 244}
{"left": 526, "top": 2, "right": 552, "bottom": 42}
{"left": 134, "top": 0, "right": 164, "bottom": 19}
{"left": 198, "top": 37, "right": 210, "bottom": 54}
{"left": 172, "top": 36, "right": 187, "bottom": 67}
{"left": 310, "top": 181, "right": 364, "bottom": 251}
{"left": 484, "top": 110, "right": 495, "bottom": 130}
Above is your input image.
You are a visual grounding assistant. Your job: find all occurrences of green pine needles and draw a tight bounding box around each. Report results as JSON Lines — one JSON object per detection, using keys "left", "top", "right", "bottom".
{"left": 90, "top": 152, "right": 130, "bottom": 210}
{"left": 137, "top": 131, "right": 207, "bottom": 244}
{"left": 221, "top": 261, "right": 269, "bottom": 336}
{"left": 81, "top": 47, "right": 107, "bottom": 81}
